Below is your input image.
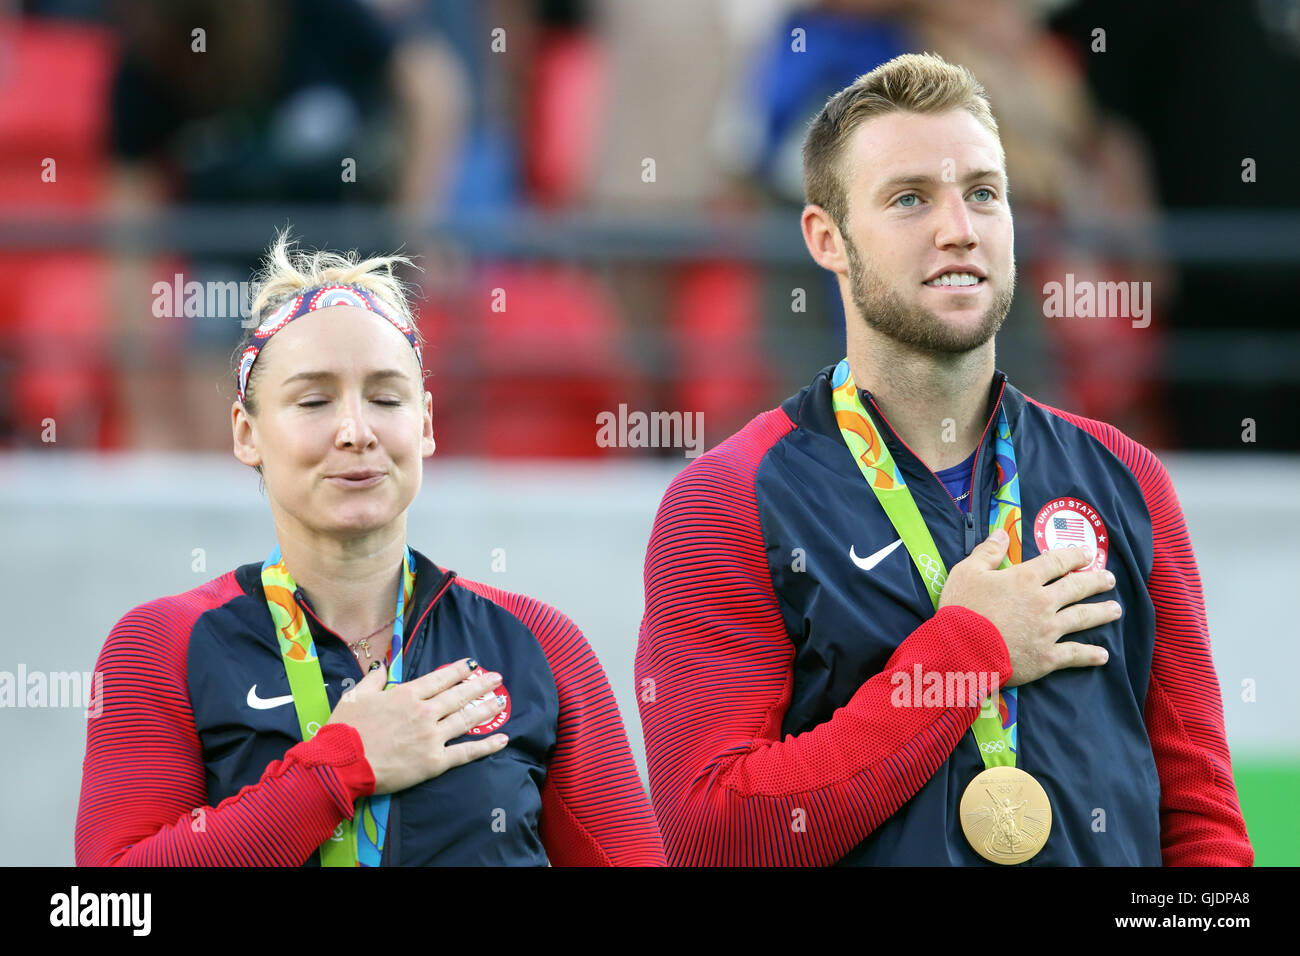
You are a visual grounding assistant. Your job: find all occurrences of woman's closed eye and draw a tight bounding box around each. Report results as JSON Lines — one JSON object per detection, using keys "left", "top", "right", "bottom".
{"left": 296, "top": 397, "right": 405, "bottom": 408}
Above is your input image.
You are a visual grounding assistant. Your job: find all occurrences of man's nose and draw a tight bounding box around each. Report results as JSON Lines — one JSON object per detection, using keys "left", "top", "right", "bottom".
{"left": 935, "top": 191, "right": 978, "bottom": 249}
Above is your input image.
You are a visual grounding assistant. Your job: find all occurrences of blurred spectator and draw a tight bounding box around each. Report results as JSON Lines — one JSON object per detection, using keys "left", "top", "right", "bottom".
{"left": 4, "top": 0, "right": 1285, "bottom": 456}
{"left": 723, "top": 0, "right": 914, "bottom": 207}
{"left": 367, "top": 0, "right": 533, "bottom": 217}
{"left": 583, "top": 0, "right": 786, "bottom": 445}
{"left": 913, "top": 0, "right": 1176, "bottom": 447}
{"left": 106, "top": 0, "right": 467, "bottom": 450}
{"left": 1049, "top": 0, "right": 1300, "bottom": 451}
{"left": 720, "top": 0, "right": 1174, "bottom": 446}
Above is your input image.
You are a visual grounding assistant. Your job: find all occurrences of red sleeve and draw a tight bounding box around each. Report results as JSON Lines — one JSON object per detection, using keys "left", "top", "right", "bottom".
{"left": 1029, "top": 399, "right": 1254, "bottom": 866}
{"left": 635, "top": 409, "right": 1012, "bottom": 866}
{"left": 455, "top": 579, "right": 667, "bottom": 866}
{"left": 74, "top": 579, "right": 377, "bottom": 866}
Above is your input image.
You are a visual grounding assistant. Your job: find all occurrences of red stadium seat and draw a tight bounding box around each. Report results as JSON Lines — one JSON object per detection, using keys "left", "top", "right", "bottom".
{"left": 1030, "top": 255, "right": 1175, "bottom": 450}
{"left": 466, "top": 264, "right": 635, "bottom": 457}
{"left": 670, "top": 261, "right": 773, "bottom": 451}
{"left": 5, "top": 253, "right": 121, "bottom": 448}
{"left": 523, "top": 28, "right": 607, "bottom": 208}
{"left": 0, "top": 20, "right": 119, "bottom": 448}
{"left": 0, "top": 20, "right": 114, "bottom": 208}
{"left": 410, "top": 294, "right": 486, "bottom": 459}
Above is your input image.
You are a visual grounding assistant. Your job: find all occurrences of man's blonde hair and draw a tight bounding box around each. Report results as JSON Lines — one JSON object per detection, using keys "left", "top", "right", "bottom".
{"left": 802, "top": 52, "right": 1004, "bottom": 231}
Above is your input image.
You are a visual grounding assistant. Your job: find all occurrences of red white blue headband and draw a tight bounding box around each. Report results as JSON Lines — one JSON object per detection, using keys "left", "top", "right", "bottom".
{"left": 236, "top": 284, "right": 422, "bottom": 404}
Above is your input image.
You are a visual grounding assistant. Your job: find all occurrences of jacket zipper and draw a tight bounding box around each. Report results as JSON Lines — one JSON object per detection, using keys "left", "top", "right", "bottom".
{"left": 866, "top": 378, "right": 1008, "bottom": 558}
{"left": 292, "top": 567, "right": 459, "bottom": 867}
{"left": 293, "top": 591, "right": 368, "bottom": 682}
{"left": 292, "top": 570, "right": 457, "bottom": 677}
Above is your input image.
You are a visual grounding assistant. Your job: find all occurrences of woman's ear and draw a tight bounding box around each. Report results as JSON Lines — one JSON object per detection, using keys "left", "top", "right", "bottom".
{"left": 232, "top": 402, "right": 262, "bottom": 468}
{"left": 421, "top": 390, "right": 436, "bottom": 457}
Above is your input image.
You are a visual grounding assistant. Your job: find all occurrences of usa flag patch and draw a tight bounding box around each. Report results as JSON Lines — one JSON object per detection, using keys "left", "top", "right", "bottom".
{"left": 1032, "top": 497, "right": 1108, "bottom": 571}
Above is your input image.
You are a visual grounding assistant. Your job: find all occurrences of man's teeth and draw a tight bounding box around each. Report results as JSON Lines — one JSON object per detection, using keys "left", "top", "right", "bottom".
{"left": 925, "top": 272, "right": 982, "bottom": 287}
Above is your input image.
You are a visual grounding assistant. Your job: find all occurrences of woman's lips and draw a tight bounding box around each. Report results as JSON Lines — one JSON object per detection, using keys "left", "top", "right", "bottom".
{"left": 326, "top": 473, "right": 386, "bottom": 488}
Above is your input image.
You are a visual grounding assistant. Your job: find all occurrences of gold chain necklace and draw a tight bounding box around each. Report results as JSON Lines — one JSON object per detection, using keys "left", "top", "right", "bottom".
{"left": 347, "top": 614, "right": 398, "bottom": 663}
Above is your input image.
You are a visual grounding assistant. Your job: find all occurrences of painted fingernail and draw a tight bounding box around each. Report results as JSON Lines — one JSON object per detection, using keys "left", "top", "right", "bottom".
{"left": 494, "top": 694, "right": 506, "bottom": 707}
{"left": 465, "top": 658, "right": 478, "bottom": 671}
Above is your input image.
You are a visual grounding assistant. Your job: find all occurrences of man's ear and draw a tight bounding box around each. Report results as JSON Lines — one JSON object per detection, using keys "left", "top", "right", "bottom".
{"left": 801, "top": 204, "right": 848, "bottom": 275}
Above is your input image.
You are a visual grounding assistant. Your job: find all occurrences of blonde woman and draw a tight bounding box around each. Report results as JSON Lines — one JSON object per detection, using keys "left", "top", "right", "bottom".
{"left": 75, "top": 233, "right": 665, "bottom": 866}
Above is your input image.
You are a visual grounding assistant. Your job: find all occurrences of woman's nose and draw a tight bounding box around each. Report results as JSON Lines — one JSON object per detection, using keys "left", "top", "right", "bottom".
{"left": 335, "top": 395, "right": 374, "bottom": 446}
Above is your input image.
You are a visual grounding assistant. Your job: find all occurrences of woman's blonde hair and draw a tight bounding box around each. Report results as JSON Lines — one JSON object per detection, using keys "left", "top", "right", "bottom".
{"left": 233, "top": 227, "right": 425, "bottom": 415}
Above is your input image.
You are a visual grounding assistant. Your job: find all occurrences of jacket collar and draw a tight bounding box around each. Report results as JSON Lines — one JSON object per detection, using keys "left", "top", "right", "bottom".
{"left": 793, "top": 362, "right": 1024, "bottom": 451}
{"left": 786, "top": 362, "right": 1027, "bottom": 523}
{"left": 234, "top": 547, "right": 457, "bottom": 645}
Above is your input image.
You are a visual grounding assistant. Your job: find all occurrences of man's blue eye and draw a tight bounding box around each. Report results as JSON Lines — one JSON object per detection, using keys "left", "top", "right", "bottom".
{"left": 972, "top": 188, "right": 993, "bottom": 201}
{"left": 897, "top": 194, "right": 919, "bottom": 207}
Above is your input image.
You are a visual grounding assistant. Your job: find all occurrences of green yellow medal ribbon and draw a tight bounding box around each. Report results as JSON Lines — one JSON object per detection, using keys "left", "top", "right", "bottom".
{"left": 831, "top": 359, "right": 1051, "bottom": 863}
{"left": 260, "top": 545, "right": 416, "bottom": 867}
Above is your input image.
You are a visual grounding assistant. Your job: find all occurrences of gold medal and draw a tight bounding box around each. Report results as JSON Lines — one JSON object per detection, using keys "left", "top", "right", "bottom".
{"left": 960, "top": 765, "right": 1052, "bottom": 865}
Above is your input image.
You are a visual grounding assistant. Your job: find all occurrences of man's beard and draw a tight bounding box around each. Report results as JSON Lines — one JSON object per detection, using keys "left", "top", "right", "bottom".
{"left": 844, "top": 234, "right": 1015, "bottom": 354}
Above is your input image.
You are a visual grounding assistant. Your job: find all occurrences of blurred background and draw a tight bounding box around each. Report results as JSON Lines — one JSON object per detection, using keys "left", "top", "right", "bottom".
{"left": 0, "top": 0, "right": 1296, "bottom": 864}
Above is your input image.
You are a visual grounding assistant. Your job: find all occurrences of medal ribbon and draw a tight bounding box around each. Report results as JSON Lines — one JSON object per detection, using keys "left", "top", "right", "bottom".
{"left": 260, "top": 545, "right": 416, "bottom": 866}
{"left": 830, "top": 359, "right": 1020, "bottom": 768}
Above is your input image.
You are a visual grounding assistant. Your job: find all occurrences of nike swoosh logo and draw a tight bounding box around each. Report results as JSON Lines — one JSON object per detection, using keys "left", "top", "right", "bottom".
{"left": 247, "top": 684, "right": 295, "bottom": 710}
{"left": 849, "top": 538, "right": 904, "bottom": 571}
